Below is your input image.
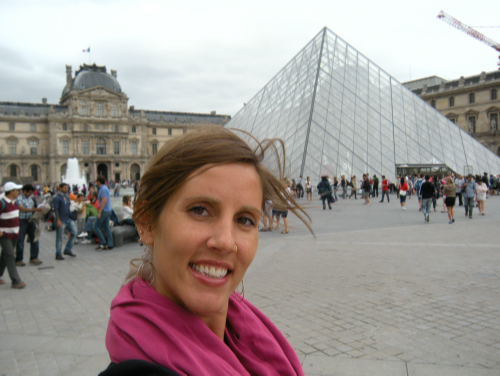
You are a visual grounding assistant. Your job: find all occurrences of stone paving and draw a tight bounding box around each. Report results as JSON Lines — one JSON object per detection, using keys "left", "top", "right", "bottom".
{"left": 0, "top": 191, "right": 499, "bottom": 375}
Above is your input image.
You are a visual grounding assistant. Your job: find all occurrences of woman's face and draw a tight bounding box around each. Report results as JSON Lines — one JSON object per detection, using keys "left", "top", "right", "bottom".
{"left": 146, "top": 163, "right": 262, "bottom": 319}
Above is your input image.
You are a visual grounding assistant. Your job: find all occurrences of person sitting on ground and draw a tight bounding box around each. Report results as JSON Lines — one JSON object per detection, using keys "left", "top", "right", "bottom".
{"left": 121, "top": 195, "right": 135, "bottom": 226}
{"left": 100, "top": 127, "right": 311, "bottom": 375}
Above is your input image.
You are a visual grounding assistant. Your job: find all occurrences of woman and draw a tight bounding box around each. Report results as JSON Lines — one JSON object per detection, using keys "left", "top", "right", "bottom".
{"left": 291, "top": 179, "right": 297, "bottom": 198}
{"left": 475, "top": 180, "right": 488, "bottom": 215}
{"left": 348, "top": 176, "right": 357, "bottom": 199}
{"left": 121, "top": 195, "right": 135, "bottom": 226}
{"left": 341, "top": 175, "right": 347, "bottom": 199}
{"left": 305, "top": 176, "right": 312, "bottom": 201}
{"left": 332, "top": 176, "right": 338, "bottom": 202}
{"left": 398, "top": 177, "right": 408, "bottom": 210}
{"left": 101, "top": 127, "right": 310, "bottom": 376}
{"left": 443, "top": 177, "right": 456, "bottom": 224}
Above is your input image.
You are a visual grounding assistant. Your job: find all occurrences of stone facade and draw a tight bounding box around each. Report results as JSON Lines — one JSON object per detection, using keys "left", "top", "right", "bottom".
{"left": 404, "top": 71, "right": 500, "bottom": 157}
{"left": 0, "top": 64, "right": 230, "bottom": 185}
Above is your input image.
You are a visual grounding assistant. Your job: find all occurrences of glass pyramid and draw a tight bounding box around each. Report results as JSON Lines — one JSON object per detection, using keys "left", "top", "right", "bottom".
{"left": 226, "top": 27, "right": 500, "bottom": 181}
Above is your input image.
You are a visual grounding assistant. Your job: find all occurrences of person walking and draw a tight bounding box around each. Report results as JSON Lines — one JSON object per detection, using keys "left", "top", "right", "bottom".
{"left": 53, "top": 183, "right": 77, "bottom": 260}
{"left": 332, "top": 176, "right": 338, "bottom": 201}
{"left": 372, "top": 175, "right": 379, "bottom": 198}
{"left": 398, "top": 177, "right": 408, "bottom": 210}
{"left": 379, "top": 175, "right": 390, "bottom": 203}
{"left": 93, "top": 176, "right": 114, "bottom": 250}
{"left": 443, "top": 177, "right": 456, "bottom": 224}
{"left": 296, "top": 176, "right": 304, "bottom": 199}
{"left": 15, "top": 184, "right": 43, "bottom": 266}
{"left": 305, "top": 177, "right": 313, "bottom": 201}
{"left": 348, "top": 176, "right": 357, "bottom": 199}
{"left": 475, "top": 180, "right": 488, "bottom": 215}
{"left": 420, "top": 175, "right": 435, "bottom": 223}
{"left": 317, "top": 176, "right": 333, "bottom": 210}
{"left": 341, "top": 175, "right": 347, "bottom": 199}
{"left": 362, "top": 175, "right": 371, "bottom": 205}
{"left": 463, "top": 175, "right": 476, "bottom": 219}
{"left": 0, "top": 182, "right": 27, "bottom": 288}
{"left": 455, "top": 175, "right": 464, "bottom": 206}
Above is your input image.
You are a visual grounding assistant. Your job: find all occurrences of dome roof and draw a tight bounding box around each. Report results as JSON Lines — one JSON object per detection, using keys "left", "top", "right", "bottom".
{"left": 62, "top": 64, "right": 122, "bottom": 97}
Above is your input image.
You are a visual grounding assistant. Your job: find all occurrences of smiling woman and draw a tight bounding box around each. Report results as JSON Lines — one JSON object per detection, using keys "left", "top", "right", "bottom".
{"left": 101, "top": 126, "right": 311, "bottom": 376}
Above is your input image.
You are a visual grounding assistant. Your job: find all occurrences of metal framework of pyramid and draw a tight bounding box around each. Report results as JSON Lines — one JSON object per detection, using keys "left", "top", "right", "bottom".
{"left": 226, "top": 27, "right": 500, "bottom": 181}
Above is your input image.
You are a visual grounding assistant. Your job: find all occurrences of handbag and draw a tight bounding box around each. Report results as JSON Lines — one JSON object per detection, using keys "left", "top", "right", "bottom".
{"left": 399, "top": 190, "right": 406, "bottom": 196}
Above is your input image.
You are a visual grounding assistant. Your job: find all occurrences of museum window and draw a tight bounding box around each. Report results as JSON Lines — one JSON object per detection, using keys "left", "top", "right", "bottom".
{"left": 9, "top": 141, "right": 16, "bottom": 155}
{"left": 63, "top": 123, "right": 68, "bottom": 131}
{"left": 81, "top": 104, "right": 88, "bottom": 115}
{"left": 114, "top": 141, "right": 120, "bottom": 155}
{"left": 115, "top": 125, "right": 119, "bottom": 133}
{"left": 82, "top": 140, "right": 89, "bottom": 155}
{"left": 112, "top": 104, "right": 118, "bottom": 117}
{"left": 30, "top": 123, "right": 36, "bottom": 132}
{"left": 468, "top": 116, "right": 476, "bottom": 134}
{"left": 10, "top": 165, "right": 17, "bottom": 177}
{"left": 96, "top": 103, "right": 104, "bottom": 117}
{"left": 96, "top": 139, "right": 106, "bottom": 155}
{"left": 131, "top": 142, "right": 137, "bottom": 155}
{"left": 9, "top": 122, "right": 15, "bottom": 131}
{"left": 469, "top": 93, "right": 475, "bottom": 104}
{"left": 62, "top": 140, "right": 69, "bottom": 155}
{"left": 168, "top": 128, "right": 172, "bottom": 136}
{"left": 83, "top": 124, "right": 88, "bottom": 132}
{"left": 152, "top": 142, "right": 158, "bottom": 155}
{"left": 492, "top": 89, "right": 498, "bottom": 101}
{"left": 152, "top": 127, "right": 156, "bottom": 135}
{"left": 31, "top": 165, "right": 38, "bottom": 181}
{"left": 431, "top": 100, "right": 435, "bottom": 108}
{"left": 29, "top": 141, "right": 37, "bottom": 155}
{"left": 132, "top": 125, "right": 136, "bottom": 133}
{"left": 449, "top": 97, "right": 454, "bottom": 107}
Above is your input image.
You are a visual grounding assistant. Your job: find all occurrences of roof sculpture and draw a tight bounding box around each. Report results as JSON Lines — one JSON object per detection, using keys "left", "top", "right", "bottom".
{"left": 226, "top": 27, "right": 500, "bottom": 180}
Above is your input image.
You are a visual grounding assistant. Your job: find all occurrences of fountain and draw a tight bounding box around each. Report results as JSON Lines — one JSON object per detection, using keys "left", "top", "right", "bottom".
{"left": 62, "top": 158, "right": 87, "bottom": 190}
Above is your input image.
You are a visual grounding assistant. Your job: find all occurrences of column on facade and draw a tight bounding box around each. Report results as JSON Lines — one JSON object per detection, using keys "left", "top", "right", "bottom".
{"left": 110, "top": 162, "right": 114, "bottom": 182}
{"left": 93, "top": 162, "right": 97, "bottom": 180}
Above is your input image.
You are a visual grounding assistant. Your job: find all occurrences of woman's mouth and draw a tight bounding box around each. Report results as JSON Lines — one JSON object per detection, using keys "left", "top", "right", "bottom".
{"left": 189, "top": 263, "right": 229, "bottom": 279}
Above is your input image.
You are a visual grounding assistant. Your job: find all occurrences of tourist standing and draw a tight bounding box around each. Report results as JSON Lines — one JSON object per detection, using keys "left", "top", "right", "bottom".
{"left": 0, "top": 182, "right": 26, "bottom": 288}
{"left": 420, "top": 175, "right": 435, "bottom": 222}
{"left": 341, "top": 175, "right": 347, "bottom": 199}
{"left": 443, "top": 177, "right": 456, "bottom": 224}
{"left": 362, "top": 176, "right": 371, "bottom": 205}
{"left": 379, "top": 175, "right": 390, "bottom": 203}
{"left": 305, "top": 177, "right": 313, "bottom": 201}
{"left": 332, "top": 176, "right": 338, "bottom": 201}
{"left": 113, "top": 180, "right": 121, "bottom": 197}
{"left": 15, "top": 184, "right": 43, "bottom": 266}
{"left": 317, "top": 176, "right": 333, "bottom": 210}
{"left": 475, "top": 180, "right": 488, "bottom": 215}
{"left": 398, "top": 177, "right": 408, "bottom": 210}
{"left": 463, "top": 175, "right": 476, "bottom": 219}
{"left": 455, "top": 175, "right": 464, "bottom": 206}
{"left": 296, "top": 175, "right": 304, "bottom": 199}
{"left": 372, "top": 175, "right": 379, "bottom": 198}
{"left": 94, "top": 176, "right": 114, "bottom": 250}
{"left": 53, "top": 183, "right": 77, "bottom": 260}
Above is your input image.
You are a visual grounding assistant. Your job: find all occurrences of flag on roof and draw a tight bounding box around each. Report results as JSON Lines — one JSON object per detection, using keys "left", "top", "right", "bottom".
{"left": 82, "top": 47, "right": 90, "bottom": 53}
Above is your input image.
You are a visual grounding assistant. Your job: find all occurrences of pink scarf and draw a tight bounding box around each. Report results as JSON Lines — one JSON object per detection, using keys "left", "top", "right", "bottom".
{"left": 105, "top": 280, "right": 303, "bottom": 376}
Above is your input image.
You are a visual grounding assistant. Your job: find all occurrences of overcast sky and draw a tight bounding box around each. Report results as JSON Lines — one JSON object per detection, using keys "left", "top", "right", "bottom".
{"left": 1, "top": 0, "right": 499, "bottom": 117}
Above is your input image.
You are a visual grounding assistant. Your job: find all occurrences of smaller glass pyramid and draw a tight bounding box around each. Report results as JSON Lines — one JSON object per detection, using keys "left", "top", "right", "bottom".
{"left": 226, "top": 27, "right": 500, "bottom": 181}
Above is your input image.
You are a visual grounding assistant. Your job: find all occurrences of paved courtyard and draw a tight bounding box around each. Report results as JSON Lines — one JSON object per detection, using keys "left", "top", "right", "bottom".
{"left": 1, "top": 191, "right": 499, "bottom": 376}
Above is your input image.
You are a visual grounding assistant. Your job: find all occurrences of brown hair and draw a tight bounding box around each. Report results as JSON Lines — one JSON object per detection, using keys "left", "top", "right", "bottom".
{"left": 122, "top": 195, "right": 131, "bottom": 205}
{"left": 128, "top": 126, "right": 312, "bottom": 282}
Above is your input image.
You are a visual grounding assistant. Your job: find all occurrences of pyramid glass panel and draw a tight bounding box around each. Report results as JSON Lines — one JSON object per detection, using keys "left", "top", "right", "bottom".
{"left": 226, "top": 28, "right": 500, "bottom": 182}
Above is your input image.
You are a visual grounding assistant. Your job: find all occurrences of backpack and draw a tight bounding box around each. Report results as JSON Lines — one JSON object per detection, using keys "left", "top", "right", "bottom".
{"left": 415, "top": 179, "right": 422, "bottom": 192}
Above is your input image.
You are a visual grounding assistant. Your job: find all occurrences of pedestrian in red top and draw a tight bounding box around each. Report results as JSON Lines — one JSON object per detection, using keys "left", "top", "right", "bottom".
{"left": 0, "top": 182, "right": 27, "bottom": 289}
{"left": 379, "top": 176, "right": 390, "bottom": 203}
{"left": 398, "top": 177, "right": 409, "bottom": 210}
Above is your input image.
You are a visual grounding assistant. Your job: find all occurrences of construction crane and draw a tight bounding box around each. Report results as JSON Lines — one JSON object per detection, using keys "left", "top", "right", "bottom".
{"left": 437, "top": 10, "right": 500, "bottom": 69}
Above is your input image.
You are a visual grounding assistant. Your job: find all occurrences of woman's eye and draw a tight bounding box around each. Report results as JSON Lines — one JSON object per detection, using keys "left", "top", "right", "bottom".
{"left": 189, "top": 206, "right": 208, "bottom": 216}
{"left": 236, "top": 216, "right": 255, "bottom": 226}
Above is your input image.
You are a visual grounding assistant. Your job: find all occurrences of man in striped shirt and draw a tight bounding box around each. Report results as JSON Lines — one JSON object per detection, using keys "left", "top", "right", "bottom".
{"left": 15, "top": 184, "right": 43, "bottom": 266}
{"left": 0, "top": 182, "right": 27, "bottom": 289}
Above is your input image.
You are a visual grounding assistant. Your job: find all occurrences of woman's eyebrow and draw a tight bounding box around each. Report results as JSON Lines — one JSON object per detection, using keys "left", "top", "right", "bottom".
{"left": 183, "top": 196, "right": 260, "bottom": 214}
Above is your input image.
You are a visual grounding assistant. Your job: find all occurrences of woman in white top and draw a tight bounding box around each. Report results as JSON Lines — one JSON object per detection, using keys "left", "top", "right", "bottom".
{"left": 121, "top": 195, "right": 135, "bottom": 226}
{"left": 475, "top": 180, "right": 488, "bottom": 216}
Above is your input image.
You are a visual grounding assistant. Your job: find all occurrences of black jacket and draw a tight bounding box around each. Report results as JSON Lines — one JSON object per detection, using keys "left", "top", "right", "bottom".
{"left": 420, "top": 181, "right": 435, "bottom": 199}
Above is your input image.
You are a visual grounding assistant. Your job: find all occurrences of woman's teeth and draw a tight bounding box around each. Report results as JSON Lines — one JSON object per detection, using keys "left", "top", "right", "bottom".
{"left": 190, "top": 263, "right": 228, "bottom": 279}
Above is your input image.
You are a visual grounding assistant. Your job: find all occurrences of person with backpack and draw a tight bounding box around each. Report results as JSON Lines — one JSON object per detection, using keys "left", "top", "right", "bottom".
{"left": 317, "top": 176, "right": 333, "bottom": 210}
{"left": 0, "top": 182, "right": 27, "bottom": 288}
{"left": 372, "top": 175, "right": 379, "bottom": 198}
{"left": 53, "top": 183, "right": 77, "bottom": 260}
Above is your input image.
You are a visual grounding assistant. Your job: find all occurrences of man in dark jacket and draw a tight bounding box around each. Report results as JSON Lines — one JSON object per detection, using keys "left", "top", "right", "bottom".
{"left": 420, "top": 175, "right": 435, "bottom": 223}
{"left": 317, "top": 176, "right": 333, "bottom": 210}
{"left": 53, "top": 183, "right": 77, "bottom": 260}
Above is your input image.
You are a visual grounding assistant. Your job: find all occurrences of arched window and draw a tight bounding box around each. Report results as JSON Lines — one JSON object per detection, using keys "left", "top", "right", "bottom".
{"left": 492, "top": 89, "right": 498, "bottom": 101}
{"left": 431, "top": 100, "right": 435, "bottom": 108}
{"left": 132, "top": 126, "right": 136, "bottom": 133}
{"left": 96, "top": 103, "right": 104, "bottom": 116}
{"left": 449, "top": 97, "right": 454, "bottom": 107}
{"left": 115, "top": 125, "right": 119, "bottom": 133}
{"left": 31, "top": 165, "right": 38, "bottom": 181}
{"left": 469, "top": 93, "right": 475, "bottom": 104}
{"left": 10, "top": 165, "right": 17, "bottom": 177}
{"left": 152, "top": 127, "right": 157, "bottom": 135}
{"left": 96, "top": 138, "right": 106, "bottom": 155}
{"left": 152, "top": 142, "right": 158, "bottom": 155}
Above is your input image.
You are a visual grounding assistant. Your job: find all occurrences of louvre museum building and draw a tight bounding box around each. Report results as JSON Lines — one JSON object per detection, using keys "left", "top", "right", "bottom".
{"left": 0, "top": 64, "right": 230, "bottom": 185}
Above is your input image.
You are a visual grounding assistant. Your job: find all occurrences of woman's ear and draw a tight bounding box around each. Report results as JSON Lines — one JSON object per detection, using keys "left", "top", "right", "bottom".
{"left": 136, "top": 217, "right": 154, "bottom": 246}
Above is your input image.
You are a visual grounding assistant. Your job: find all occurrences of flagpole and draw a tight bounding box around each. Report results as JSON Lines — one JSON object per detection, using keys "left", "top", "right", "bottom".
{"left": 89, "top": 45, "right": 91, "bottom": 64}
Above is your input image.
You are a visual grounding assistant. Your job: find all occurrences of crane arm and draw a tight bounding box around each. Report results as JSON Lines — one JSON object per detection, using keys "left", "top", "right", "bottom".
{"left": 437, "top": 10, "right": 500, "bottom": 52}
